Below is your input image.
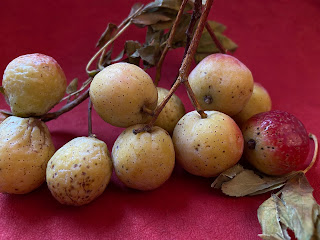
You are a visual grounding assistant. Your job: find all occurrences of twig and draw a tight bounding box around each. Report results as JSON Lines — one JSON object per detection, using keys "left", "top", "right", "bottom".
{"left": 133, "top": 0, "right": 214, "bottom": 134}
{"left": 40, "top": 88, "right": 90, "bottom": 122}
{"left": 303, "top": 133, "right": 318, "bottom": 174}
{"left": 154, "top": 0, "right": 189, "bottom": 86}
{"left": 60, "top": 77, "right": 92, "bottom": 102}
{"left": 183, "top": 0, "right": 202, "bottom": 60}
{"left": 205, "top": 22, "right": 226, "bottom": 54}
{"left": 86, "top": 4, "right": 144, "bottom": 77}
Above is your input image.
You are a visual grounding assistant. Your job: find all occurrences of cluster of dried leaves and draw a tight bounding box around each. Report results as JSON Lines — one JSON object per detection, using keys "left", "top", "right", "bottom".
{"left": 212, "top": 161, "right": 320, "bottom": 239}
{"left": 97, "top": 0, "right": 237, "bottom": 69}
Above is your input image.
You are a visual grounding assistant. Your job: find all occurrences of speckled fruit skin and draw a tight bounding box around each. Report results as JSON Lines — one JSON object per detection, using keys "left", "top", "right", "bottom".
{"left": 0, "top": 116, "right": 55, "bottom": 194}
{"left": 172, "top": 110, "right": 244, "bottom": 177}
{"left": 46, "top": 137, "right": 113, "bottom": 206}
{"left": 154, "top": 87, "right": 186, "bottom": 135}
{"left": 188, "top": 53, "right": 254, "bottom": 116}
{"left": 242, "top": 110, "right": 310, "bottom": 176}
{"left": 3, "top": 53, "right": 67, "bottom": 117}
{"left": 89, "top": 63, "right": 158, "bottom": 128}
{"left": 233, "top": 82, "right": 272, "bottom": 127}
{"left": 112, "top": 124, "right": 175, "bottom": 191}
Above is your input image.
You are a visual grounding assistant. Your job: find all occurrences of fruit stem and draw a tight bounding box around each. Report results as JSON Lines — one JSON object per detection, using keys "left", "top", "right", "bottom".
{"left": 133, "top": 0, "right": 213, "bottom": 133}
{"left": 154, "top": 0, "right": 189, "bottom": 86}
{"left": 88, "top": 97, "right": 93, "bottom": 137}
{"left": 86, "top": 21, "right": 132, "bottom": 76}
{"left": 303, "top": 133, "right": 318, "bottom": 174}
{"left": 40, "top": 88, "right": 90, "bottom": 122}
{"left": 205, "top": 22, "right": 226, "bottom": 54}
{"left": 60, "top": 77, "right": 92, "bottom": 103}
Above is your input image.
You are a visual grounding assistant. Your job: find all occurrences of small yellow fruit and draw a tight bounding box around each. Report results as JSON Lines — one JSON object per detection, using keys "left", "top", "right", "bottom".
{"left": 233, "top": 83, "right": 272, "bottom": 127}
{"left": 0, "top": 116, "right": 55, "bottom": 194}
{"left": 3, "top": 53, "right": 67, "bottom": 117}
{"left": 90, "top": 63, "right": 158, "bottom": 128}
{"left": 46, "top": 137, "right": 113, "bottom": 206}
{"left": 154, "top": 87, "right": 185, "bottom": 135}
{"left": 112, "top": 124, "right": 175, "bottom": 191}
{"left": 172, "top": 111, "right": 244, "bottom": 177}
{"left": 188, "top": 53, "right": 254, "bottom": 116}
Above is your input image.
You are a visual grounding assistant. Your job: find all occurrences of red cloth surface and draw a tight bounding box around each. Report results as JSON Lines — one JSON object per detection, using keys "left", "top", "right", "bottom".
{"left": 0, "top": 0, "right": 319, "bottom": 239}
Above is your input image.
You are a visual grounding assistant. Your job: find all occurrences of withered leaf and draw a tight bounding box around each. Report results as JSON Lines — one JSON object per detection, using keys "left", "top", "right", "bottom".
{"left": 211, "top": 164, "right": 244, "bottom": 188}
{"left": 96, "top": 23, "right": 118, "bottom": 48}
{"left": 197, "top": 31, "right": 237, "bottom": 54}
{"left": 258, "top": 195, "right": 291, "bottom": 240}
{"left": 132, "top": 12, "right": 172, "bottom": 27}
{"left": 66, "top": 78, "right": 78, "bottom": 94}
{"left": 124, "top": 41, "right": 142, "bottom": 66}
{"left": 0, "top": 86, "right": 5, "bottom": 96}
{"left": 129, "top": 2, "right": 144, "bottom": 17}
{"left": 137, "top": 44, "right": 161, "bottom": 67}
{"left": 258, "top": 173, "right": 320, "bottom": 240}
{"left": 212, "top": 164, "right": 298, "bottom": 197}
{"left": 280, "top": 173, "right": 320, "bottom": 239}
{"left": 143, "top": 0, "right": 185, "bottom": 12}
{"left": 207, "top": 20, "right": 227, "bottom": 33}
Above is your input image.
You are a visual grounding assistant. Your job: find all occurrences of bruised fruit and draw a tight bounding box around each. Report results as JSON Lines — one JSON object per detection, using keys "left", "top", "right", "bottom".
{"left": 3, "top": 53, "right": 67, "bottom": 117}
{"left": 233, "top": 82, "right": 272, "bottom": 127}
{"left": 242, "top": 110, "right": 310, "bottom": 176}
{"left": 188, "top": 53, "right": 254, "bottom": 116}
{"left": 154, "top": 87, "right": 185, "bottom": 135}
{"left": 112, "top": 124, "right": 175, "bottom": 191}
{"left": 0, "top": 116, "right": 55, "bottom": 194}
{"left": 90, "top": 63, "right": 158, "bottom": 128}
{"left": 172, "top": 111, "right": 244, "bottom": 177}
{"left": 46, "top": 137, "right": 113, "bottom": 206}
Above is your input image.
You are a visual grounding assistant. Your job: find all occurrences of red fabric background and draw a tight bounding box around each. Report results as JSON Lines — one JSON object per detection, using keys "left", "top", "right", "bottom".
{"left": 0, "top": 0, "right": 319, "bottom": 239}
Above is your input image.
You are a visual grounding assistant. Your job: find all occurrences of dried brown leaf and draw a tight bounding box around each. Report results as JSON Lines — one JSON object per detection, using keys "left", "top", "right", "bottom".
{"left": 143, "top": 0, "right": 185, "bottom": 12}
{"left": 124, "top": 41, "right": 142, "bottom": 66}
{"left": 132, "top": 12, "right": 172, "bottom": 27}
{"left": 0, "top": 86, "right": 4, "bottom": 96}
{"left": 206, "top": 20, "right": 226, "bottom": 33}
{"left": 96, "top": 23, "right": 118, "bottom": 48}
{"left": 211, "top": 164, "right": 244, "bottom": 189}
{"left": 258, "top": 173, "right": 320, "bottom": 240}
{"left": 212, "top": 164, "right": 298, "bottom": 197}
{"left": 66, "top": 78, "right": 78, "bottom": 94}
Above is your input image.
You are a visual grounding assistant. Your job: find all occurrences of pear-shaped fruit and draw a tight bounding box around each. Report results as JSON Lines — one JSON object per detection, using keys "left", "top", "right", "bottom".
{"left": 46, "top": 137, "right": 113, "bottom": 206}
{"left": 154, "top": 87, "right": 185, "bottom": 135}
{"left": 0, "top": 116, "right": 55, "bottom": 194}
{"left": 112, "top": 124, "right": 175, "bottom": 191}
{"left": 3, "top": 53, "right": 67, "bottom": 117}
{"left": 90, "top": 63, "right": 158, "bottom": 128}
{"left": 188, "top": 54, "right": 254, "bottom": 116}
{"left": 172, "top": 110, "right": 244, "bottom": 177}
{"left": 233, "top": 83, "right": 272, "bottom": 127}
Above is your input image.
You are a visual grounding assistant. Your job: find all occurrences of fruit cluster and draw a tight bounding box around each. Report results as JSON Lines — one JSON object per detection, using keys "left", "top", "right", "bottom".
{"left": 0, "top": 52, "right": 311, "bottom": 206}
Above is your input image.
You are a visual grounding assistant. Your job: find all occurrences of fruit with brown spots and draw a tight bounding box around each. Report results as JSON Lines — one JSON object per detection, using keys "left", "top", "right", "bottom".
{"left": 2, "top": 53, "right": 67, "bottom": 117}
{"left": 0, "top": 116, "right": 55, "bottom": 194}
{"left": 46, "top": 137, "right": 113, "bottom": 206}
{"left": 172, "top": 110, "right": 244, "bottom": 177}
{"left": 242, "top": 110, "right": 310, "bottom": 176}
{"left": 188, "top": 53, "right": 254, "bottom": 116}
{"left": 89, "top": 62, "right": 158, "bottom": 128}
{"left": 154, "top": 87, "right": 185, "bottom": 135}
{"left": 112, "top": 124, "right": 175, "bottom": 190}
{"left": 233, "top": 82, "right": 272, "bottom": 127}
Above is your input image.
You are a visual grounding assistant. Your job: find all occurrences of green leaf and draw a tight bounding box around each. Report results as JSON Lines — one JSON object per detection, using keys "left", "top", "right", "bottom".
{"left": 66, "top": 78, "right": 78, "bottom": 94}
{"left": 96, "top": 23, "right": 118, "bottom": 48}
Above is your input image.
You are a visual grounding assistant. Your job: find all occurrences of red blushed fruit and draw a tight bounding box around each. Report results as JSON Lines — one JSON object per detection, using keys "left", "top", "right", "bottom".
{"left": 242, "top": 110, "right": 310, "bottom": 176}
